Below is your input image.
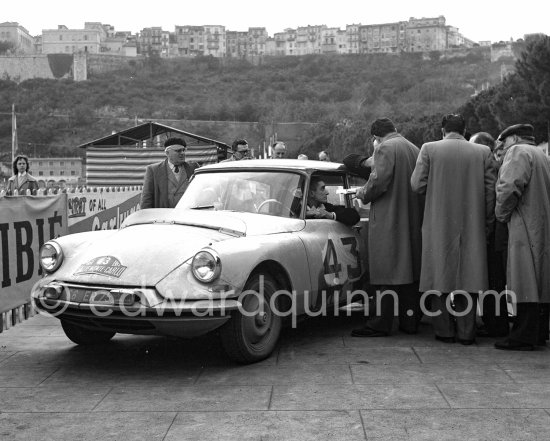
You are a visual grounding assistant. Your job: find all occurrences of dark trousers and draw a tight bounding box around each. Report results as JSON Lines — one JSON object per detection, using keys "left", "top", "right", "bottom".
{"left": 483, "top": 221, "right": 510, "bottom": 337}
{"left": 480, "top": 289, "right": 509, "bottom": 337}
{"left": 367, "top": 283, "right": 421, "bottom": 334}
{"left": 430, "top": 292, "right": 478, "bottom": 341}
{"left": 509, "top": 303, "right": 550, "bottom": 346}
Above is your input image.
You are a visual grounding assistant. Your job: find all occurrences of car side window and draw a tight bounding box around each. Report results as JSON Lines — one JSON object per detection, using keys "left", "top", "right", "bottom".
{"left": 311, "top": 174, "right": 347, "bottom": 206}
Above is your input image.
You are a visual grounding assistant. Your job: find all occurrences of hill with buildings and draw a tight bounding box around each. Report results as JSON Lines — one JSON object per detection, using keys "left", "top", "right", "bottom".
{"left": 0, "top": 48, "right": 507, "bottom": 163}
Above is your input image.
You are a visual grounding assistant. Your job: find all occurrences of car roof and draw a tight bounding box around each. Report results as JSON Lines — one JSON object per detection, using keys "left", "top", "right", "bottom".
{"left": 196, "top": 159, "right": 347, "bottom": 173}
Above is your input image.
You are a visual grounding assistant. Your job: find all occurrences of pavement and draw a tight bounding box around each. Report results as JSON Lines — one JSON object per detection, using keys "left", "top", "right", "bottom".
{"left": 1, "top": 312, "right": 550, "bottom": 441}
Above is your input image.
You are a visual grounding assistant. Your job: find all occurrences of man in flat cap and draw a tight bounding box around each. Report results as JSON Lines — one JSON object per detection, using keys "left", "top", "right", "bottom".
{"left": 345, "top": 117, "right": 424, "bottom": 337}
{"left": 411, "top": 114, "right": 496, "bottom": 344}
{"left": 494, "top": 124, "right": 550, "bottom": 350}
{"left": 140, "top": 137, "right": 200, "bottom": 209}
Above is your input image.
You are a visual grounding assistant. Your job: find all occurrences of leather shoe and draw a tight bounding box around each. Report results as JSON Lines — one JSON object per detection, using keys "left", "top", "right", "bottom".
{"left": 351, "top": 327, "right": 388, "bottom": 337}
{"left": 435, "top": 335, "right": 456, "bottom": 343}
{"left": 494, "top": 338, "right": 534, "bottom": 351}
{"left": 458, "top": 338, "right": 476, "bottom": 346}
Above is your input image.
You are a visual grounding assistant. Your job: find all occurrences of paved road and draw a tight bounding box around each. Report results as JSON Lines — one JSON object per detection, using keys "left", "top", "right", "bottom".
{"left": 1, "top": 312, "right": 550, "bottom": 440}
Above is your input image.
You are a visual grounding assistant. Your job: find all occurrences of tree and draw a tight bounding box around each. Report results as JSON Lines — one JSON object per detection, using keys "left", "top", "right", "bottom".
{"left": 0, "top": 41, "right": 15, "bottom": 55}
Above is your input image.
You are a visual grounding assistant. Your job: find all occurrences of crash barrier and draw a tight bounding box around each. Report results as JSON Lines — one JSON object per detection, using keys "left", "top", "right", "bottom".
{"left": 0, "top": 186, "right": 142, "bottom": 332}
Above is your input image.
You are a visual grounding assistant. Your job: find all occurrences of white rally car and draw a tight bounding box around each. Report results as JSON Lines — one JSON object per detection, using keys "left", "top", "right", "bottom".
{"left": 32, "top": 160, "right": 369, "bottom": 363}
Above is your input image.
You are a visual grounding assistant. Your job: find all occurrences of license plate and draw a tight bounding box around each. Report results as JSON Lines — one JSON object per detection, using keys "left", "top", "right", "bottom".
{"left": 66, "top": 288, "right": 135, "bottom": 306}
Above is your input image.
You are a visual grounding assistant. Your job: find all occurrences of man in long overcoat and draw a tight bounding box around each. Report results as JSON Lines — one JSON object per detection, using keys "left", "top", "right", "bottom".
{"left": 344, "top": 117, "right": 423, "bottom": 336}
{"left": 140, "top": 137, "right": 199, "bottom": 209}
{"left": 494, "top": 124, "right": 550, "bottom": 350}
{"left": 411, "top": 114, "right": 496, "bottom": 344}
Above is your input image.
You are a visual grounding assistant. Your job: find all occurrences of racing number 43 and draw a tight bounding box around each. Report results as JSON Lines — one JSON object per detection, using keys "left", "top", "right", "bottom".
{"left": 323, "top": 236, "right": 362, "bottom": 284}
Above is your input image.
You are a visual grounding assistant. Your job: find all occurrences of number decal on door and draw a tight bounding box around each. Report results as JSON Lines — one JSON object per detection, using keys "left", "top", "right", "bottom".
{"left": 322, "top": 236, "right": 361, "bottom": 285}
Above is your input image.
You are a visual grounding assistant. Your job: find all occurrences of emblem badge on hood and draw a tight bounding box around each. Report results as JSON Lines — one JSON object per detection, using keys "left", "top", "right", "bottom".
{"left": 74, "top": 256, "right": 127, "bottom": 278}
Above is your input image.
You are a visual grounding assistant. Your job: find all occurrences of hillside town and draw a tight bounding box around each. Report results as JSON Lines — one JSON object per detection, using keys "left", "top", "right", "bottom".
{"left": 2, "top": 16, "right": 482, "bottom": 58}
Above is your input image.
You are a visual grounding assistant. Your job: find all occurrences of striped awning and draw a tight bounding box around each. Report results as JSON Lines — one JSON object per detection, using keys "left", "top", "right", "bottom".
{"left": 86, "top": 146, "right": 219, "bottom": 186}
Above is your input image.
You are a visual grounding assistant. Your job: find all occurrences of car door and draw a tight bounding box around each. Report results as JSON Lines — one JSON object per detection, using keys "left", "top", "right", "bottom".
{"left": 298, "top": 172, "right": 367, "bottom": 313}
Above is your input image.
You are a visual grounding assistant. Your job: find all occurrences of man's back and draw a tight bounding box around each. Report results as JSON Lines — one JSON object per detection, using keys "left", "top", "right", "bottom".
{"left": 411, "top": 132, "right": 496, "bottom": 292}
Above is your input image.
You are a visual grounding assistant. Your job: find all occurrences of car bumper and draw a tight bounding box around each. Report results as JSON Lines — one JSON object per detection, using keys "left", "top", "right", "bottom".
{"left": 32, "top": 282, "right": 241, "bottom": 338}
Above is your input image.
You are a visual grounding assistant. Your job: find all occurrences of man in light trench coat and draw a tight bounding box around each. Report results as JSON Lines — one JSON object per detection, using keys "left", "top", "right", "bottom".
{"left": 344, "top": 117, "right": 424, "bottom": 337}
{"left": 494, "top": 124, "right": 550, "bottom": 351}
{"left": 411, "top": 114, "right": 496, "bottom": 344}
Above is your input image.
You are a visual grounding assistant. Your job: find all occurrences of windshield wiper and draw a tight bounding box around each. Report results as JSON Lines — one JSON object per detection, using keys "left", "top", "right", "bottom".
{"left": 190, "top": 205, "right": 215, "bottom": 210}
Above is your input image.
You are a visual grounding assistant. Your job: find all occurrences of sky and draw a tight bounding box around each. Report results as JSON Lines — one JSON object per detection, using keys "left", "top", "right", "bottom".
{"left": 5, "top": 0, "right": 548, "bottom": 43}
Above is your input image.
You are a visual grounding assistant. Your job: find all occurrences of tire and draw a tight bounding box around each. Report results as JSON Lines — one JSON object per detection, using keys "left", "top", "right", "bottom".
{"left": 220, "top": 273, "right": 282, "bottom": 364}
{"left": 61, "top": 319, "right": 116, "bottom": 345}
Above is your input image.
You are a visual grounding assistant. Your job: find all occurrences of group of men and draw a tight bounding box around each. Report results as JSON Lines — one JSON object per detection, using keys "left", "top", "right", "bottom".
{"left": 139, "top": 117, "right": 550, "bottom": 351}
{"left": 140, "top": 137, "right": 330, "bottom": 209}
{"left": 345, "top": 115, "right": 550, "bottom": 351}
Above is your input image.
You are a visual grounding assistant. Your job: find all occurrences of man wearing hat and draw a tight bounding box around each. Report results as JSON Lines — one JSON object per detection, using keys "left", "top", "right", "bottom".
{"left": 494, "top": 124, "right": 550, "bottom": 350}
{"left": 344, "top": 117, "right": 424, "bottom": 337}
{"left": 411, "top": 114, "right": 496, "bottom": 344}
{"left": 140, "top": 137, "right": 200, "bottom": 209}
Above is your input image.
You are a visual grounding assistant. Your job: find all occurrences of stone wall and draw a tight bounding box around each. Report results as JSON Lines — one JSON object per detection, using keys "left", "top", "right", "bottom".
{"left": 0, "top": 55, "right": 59, "bottom": 82}
{"left": 0, "top": 53, "right": 141, "bottom": 82}
{"left": 86, "top": 53, "right": 145, "bottom": 76}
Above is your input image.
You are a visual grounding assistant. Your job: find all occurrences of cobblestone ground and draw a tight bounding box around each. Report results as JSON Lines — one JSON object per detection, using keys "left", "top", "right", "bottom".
{"left": 1, "top": 312, "right": 550, "bottom": 440}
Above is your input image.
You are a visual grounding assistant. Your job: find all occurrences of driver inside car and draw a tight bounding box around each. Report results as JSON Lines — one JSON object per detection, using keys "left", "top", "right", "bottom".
{"left": 306, "top": 177, "right": 360, "bottom": 226}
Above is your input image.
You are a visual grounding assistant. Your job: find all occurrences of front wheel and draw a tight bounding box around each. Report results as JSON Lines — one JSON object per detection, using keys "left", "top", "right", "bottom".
{"left": 61, "top": 320, "right": 115, "bottom": 345}
{"left": 220, "top": 273, "right": 282, "bottom": 363}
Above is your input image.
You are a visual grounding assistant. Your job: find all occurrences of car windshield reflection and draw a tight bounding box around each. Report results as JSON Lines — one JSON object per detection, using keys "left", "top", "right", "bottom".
{"left": 178, "top": 171, "right": 305, "bottom": 219}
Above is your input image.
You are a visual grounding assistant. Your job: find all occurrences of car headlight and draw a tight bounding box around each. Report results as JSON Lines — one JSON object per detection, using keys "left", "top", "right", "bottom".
{"left": 40, "top": 241, "right": 63, "bottom": 273}
{"left": 191, "top": 250, "right": 221, "bottom": 283}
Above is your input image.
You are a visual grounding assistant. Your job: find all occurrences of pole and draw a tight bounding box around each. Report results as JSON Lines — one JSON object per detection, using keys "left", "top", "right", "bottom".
{"left": 11, "top": 104, "right": 18, "bottom": 163}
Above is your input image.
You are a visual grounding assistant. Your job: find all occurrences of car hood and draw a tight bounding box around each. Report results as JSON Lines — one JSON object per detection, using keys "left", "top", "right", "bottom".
{"left": 56, "top": 209, "right": 304, "bottom": 286}
{"left": 121, "top": 208, "right": 305, "bottom": 236}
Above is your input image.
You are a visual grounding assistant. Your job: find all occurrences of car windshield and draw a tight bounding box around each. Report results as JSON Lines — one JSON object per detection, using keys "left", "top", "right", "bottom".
{"left": 177, "top": 171, "right": 305, "bottom": 219}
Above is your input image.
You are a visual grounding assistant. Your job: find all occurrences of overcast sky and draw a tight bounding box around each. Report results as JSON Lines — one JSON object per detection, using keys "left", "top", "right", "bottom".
{"left": 5, "top": 0, "right": 548, "bottom": 43}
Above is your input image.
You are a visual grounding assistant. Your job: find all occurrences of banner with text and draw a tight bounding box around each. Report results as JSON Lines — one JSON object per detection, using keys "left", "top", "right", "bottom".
{"left": 68, "top": 188, "right": 141, "bottom": 233}
{"left": 0, "top": 195, "right": 68, "bottom": 313}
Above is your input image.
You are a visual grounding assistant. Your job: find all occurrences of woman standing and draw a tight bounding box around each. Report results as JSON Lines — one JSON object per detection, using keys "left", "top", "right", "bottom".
{"left": 6, "top": 155, "right": 39, "bottom": 195}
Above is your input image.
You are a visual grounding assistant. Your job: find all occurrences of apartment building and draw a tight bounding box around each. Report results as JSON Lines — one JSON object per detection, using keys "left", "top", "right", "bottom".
{"left": 227, "top": 30, "right": 249, "bottom": 57}
{"left": 248, "top": 27, "right": 268, "bottom": 56}
{"left": 175, "top": 26, "right": 204, "bottom": 56}
{"left": 273, "top": 29, "right": 297, "bottom": 56}
{"left": 138, "top": 27, "right": 163, "bottom": 56}
{"left": 0, "top": 22, "right": 35, "bottom": 54}
{"left": 296, "top": 25, "right": 325, "bottom": 55}
{"left": 406, "top": 16, "right": 448, "bottom": 52}
{"left": 30, "top": 157, "right": 83, "bottom": 187}
{"left": 321, "top": 27, "right": 341, "bottom": 54}
{"left": 41, "top": 25, "right": 100, "bottom": 54}
{"left": 346, "top": 24, "right": 361, "bottom": 54}
{"left": 360, "top": 21, "right": 407, "bottom": 53}
{"left": 204, "top": 25, "right": 226, "bottom": 57}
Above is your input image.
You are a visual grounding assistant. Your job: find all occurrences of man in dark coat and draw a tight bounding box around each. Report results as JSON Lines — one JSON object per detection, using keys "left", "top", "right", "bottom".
{"left": 411, "top": 114, "right": 496, "bottom": 344}
{"left": 344, "top": 117, "right": 424, "bottom": 337}
{"left": 494, "top": 124, "right": 550, "bottom": 350}
{"left": 306, "top": 177, "right": 359, "bottom": 227}
{"left": 140, "top": 137, "right": 200, "bottom": 209}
